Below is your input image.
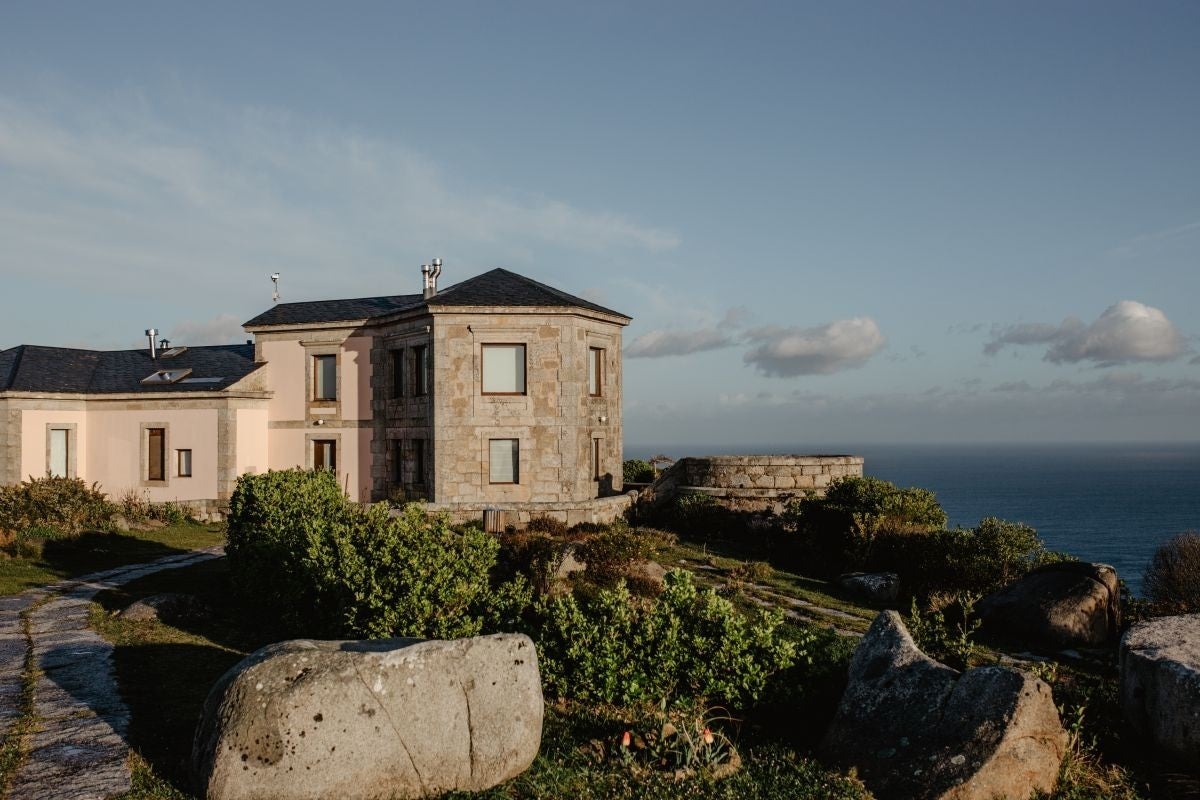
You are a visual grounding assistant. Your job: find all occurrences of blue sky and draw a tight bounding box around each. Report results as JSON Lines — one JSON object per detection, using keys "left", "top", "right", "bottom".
{"left": 2, "top": 2, "right": 1198, "bottom": 445}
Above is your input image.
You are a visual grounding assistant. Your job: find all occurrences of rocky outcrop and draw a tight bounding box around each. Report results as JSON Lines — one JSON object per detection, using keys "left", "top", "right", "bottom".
{"left": 1120, "top": 613, "right": 1200, "bottom": 768}
{"left": 821, "top": 611, "right": 1066, "bottom": 800}
{"left": 978, "top": 562, "right": 1121, "bottom": 649}
{"left": 119, "top": 592, "right": 211, "bottom": 624}
{"left": 193, "top": 633, "right": 543, "bottom": 800}
{"left": 838, "top": 572, "right": 900, "bottom": 603}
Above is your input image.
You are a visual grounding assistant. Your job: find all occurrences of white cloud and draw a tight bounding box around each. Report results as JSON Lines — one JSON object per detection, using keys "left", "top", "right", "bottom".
{"left": 625, "top": 306, "right": 749, "bottom": 359}
{"left": 742, "top": 318, "right": 885, "bottom": 377}
{"left": 984, "top": 301, "right": 1188, "bottom": 366}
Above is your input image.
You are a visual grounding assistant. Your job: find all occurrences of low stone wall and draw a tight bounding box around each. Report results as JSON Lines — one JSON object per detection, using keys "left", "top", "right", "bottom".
{"left": 424, "top": 492, "right": 636, "bottom": 529}
{"left": 647, "top": 455, "right": 865, "bottom": 513}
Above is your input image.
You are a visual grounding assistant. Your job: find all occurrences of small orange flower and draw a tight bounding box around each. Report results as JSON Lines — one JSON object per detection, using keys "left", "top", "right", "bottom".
{"left": 621, "top": 730, "right": 632, "bottom": 748}
{"left": 702, "top": 727, "right": 714, "bottom": 745}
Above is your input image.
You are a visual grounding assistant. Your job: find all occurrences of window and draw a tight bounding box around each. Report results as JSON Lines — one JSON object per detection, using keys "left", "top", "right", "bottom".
{"left": 412, "top": 439, "right": 426, "bottom": 484}
{"left": 313, "top": 439, "right": 337, "bottom": 471}
{"left": 313, "top": 354, "right": 337, "bottom": 400}
{"left": 390, "top": 349, "right": 405, "bottom": 398}
{"left": 177, "top": 449, "right": 193, "bottom": 478}
{"left": 412, "top": 345, "right": 429, "bottom": 396}
{"left": 48, "top": 428, "right": 70, "bottom": 478}
{"left": 489, "top": 438, "right": 519, "bottom": 484}
{"left": 147, "top": 428, "right": 166, "bottom": 482}
{"left": 482, "top": 344, "right": 526, "bottom": 395}
{"left": 592, "top": 438, "right": 602, "bottom": 481}
{"left": 588, "top": 347, "right": 604, "bottom": 397}
{"left": 392, "top": 439, "right": 404, "bottom": 483}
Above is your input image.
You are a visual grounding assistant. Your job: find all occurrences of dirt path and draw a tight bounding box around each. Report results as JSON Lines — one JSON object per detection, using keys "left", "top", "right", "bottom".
{"left": 0, "top": 547, "right": 223, "bottom": 800}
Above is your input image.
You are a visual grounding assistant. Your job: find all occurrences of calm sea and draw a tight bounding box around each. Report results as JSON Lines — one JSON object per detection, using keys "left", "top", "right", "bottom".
{"left": 625, "top": 443, "right": 1200, "bottom": 596}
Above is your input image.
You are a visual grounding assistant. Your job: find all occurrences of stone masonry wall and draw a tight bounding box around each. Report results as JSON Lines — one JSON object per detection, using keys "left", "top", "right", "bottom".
{"left": 424, "top": 492, "right": 635, "bottom": 528}
{"left": 428, "top": 308, "right": 625, "bottom": 506}
{"left": 647, "top": 455, "right": 865, "bottom": 513}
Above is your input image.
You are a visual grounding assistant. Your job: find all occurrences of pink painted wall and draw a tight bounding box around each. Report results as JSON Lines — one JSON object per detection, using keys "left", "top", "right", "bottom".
{"left": 260, "top": 340, "right": 306, "bottom": 422}
{"left": 85, "top": 408, "right": 219, "bottom": 501}
{"left": 236, "top": 408, "right": 269, "bottom": 476}
{"left": 19, "top": 409, "right": 87, "bottom": 481}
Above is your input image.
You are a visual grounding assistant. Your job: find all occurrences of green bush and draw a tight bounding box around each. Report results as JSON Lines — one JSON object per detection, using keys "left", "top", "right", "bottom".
{"left": 1143, "top": 531, "right": 1200, "bottom": 614}
{"left": 877, "top": 517, "right": 1044, "bottom": 596}
{"left": 533, "top": 570, "right": 802, "bottom": 708}
{"left": 526, "top": 515, "right": 569, "bottom": 537}
{"left": 623, "top": 459, "right": 656, "bottom": 484}
{"left": 577, "top": 523, "right": 652, "bottom": 587}
{"left": 226, "top": 469, "right": 501, "bottom": 638}
{"left": 0, "top": 476, "right": 114, "bottom": 536}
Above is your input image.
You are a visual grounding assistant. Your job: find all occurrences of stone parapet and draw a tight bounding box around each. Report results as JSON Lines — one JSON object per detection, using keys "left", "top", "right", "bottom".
{"left": 422, "top": 492, "right": 635, "bottom": 528}
{"left": 646, "top": 454, "right": 865, "bottom": 513}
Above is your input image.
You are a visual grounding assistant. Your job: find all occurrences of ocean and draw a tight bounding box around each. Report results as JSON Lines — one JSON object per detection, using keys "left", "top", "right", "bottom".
{"left": 624, "top": 443, "right": 1200, "bottom": 596}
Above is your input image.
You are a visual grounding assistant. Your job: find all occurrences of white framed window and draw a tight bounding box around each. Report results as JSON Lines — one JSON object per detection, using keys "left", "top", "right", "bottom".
{"left": 489, "top": 438, "right": 519, "bottom": 484}
{"left": 48, "top": 428, "right": 70, "bottom": 478}
{"left": 177, "top": 449, "right": 193, "bottom": 478}
{"left": 482, "top": 344, "right": 526, "bottom": 395}
{"left": 588, "top": 347, "right": 604, "bottom": 397}
{"left": 313, "top": 354, "right": 337, "bottom": 400}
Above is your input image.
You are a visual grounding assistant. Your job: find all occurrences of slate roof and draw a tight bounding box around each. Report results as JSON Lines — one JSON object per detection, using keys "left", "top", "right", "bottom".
{"left": 0, "top": 344, "right": 262, "bottom": 395}
{"left": 243, "top": 268, "right": 628, "bottom": 328}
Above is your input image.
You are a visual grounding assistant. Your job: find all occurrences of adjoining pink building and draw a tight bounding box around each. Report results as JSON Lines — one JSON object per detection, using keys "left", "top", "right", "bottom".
{"left": 0, "top": 266, "right": 633, "bottom": 524}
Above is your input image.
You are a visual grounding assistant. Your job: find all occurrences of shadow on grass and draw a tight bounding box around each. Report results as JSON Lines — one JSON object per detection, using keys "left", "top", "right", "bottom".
{"left": 41, "top": 532, "right": 194, "bottom": 577}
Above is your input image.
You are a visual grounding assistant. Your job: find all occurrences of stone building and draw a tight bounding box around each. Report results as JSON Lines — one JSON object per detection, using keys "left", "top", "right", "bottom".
{"left": 0, "top": 265, "right": 633, "bottom": 524}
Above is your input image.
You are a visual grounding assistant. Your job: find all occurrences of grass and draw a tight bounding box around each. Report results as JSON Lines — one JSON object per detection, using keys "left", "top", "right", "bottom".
{"left": 0, "top": 522, "right": 224, "bottom": 595}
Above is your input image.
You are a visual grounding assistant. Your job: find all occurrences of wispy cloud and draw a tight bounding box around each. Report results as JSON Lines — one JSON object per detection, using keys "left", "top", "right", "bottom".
{"left": 0, "top": 91, "right": 679, "bottom": 329}
{"left": 626, "top": 307, "right": 747, "bottom": 359}
{"left": 168, "top": 314, "right": 248, "bottom": 346}
{"left": 742, "top": 318, "right": 885, "bottom": 377}
{"left": 984, "top": 301, "right": 1188, "bottom": 366}
{"left": 1110, "top": 220, "right": 1200, "bottom": 258}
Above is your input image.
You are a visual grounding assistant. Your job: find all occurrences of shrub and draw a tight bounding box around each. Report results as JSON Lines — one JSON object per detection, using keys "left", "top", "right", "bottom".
{"left": 0, "top": 476, "right": 114, "bottom": 536}
{"left": 1143, "top": 531, "right": 1200, "bottom": 614}
{"left": 526, "top": 515, "right": 569, "bottom": 537}
{"left": 149, "top": 501, "right": 192, "bottom": 525}
{"left": 533, "top": 570, "right": 802, "bottom": 708}
{"left": 623, "top": 459, "right": 656, "bottom": 484}
{"left": 905, "top": 593, "right": 981, "bottom": 670}
{"left": 496, "top": 529, "right": 569, "bottom": 595}
{"left": 114, "top": 488, "right": 151, "bottom": 522}
{"left": 782, "top": 476, "right": 947, "bottom": 575}
{"left": 577, "top": 523, "right": 652, "bottom": 587}
{"left": 226, "top": 469, "right": 501, "bottom": 638}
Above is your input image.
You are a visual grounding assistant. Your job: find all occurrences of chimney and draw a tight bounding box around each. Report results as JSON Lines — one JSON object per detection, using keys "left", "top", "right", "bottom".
{"left": 145, "top": 328, "right": 158, "bottom": 360}
{"left": 422, "top": 258, "right": 443, "bottom": 299}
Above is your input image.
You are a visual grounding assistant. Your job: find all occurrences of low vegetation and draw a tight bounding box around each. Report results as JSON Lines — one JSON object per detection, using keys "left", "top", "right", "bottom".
{"left": 622, "top": 459, "right": 656, "bottom": 484}
{"left": 1142, "top": 531, "right": 1200, "bottom": 614}
{"left": 60, "top": 468, "right": 1169, "bottom": 798}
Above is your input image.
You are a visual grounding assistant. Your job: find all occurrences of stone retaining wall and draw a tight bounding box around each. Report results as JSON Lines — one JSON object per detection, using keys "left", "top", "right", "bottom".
{"left": 648, "top": 455, "right": 864, "bottom": 513}
{"left": 424, "top": 492, "right": 636, "bottom": 528}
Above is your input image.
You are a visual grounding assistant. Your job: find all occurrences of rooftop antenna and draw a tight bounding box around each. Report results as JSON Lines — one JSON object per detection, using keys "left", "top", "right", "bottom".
{"left": 270, "top": 273, "right": 281, "bottom": 303}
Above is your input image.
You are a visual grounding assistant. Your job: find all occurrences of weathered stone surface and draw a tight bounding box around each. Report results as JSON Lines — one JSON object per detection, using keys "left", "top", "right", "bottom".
{"left": 821, "top": 611, "right": 1066, "bottom": 800}
{"left": 629, "top": 559, "right": 667, "bottom": 588}
{"left": 838, "top": 572, "right": 900, "bottom": 603}
{"left": 120, "top": 592, "right": 211, "bottom": 624}
{"left": 1120, "top": 613, "right": 1200, "bottom": 767}
{"left": 978, "top": 562, "right": 1121, "bottom": 649}
{"left": 193, "top": 633, "right": 544, "bottom": 800}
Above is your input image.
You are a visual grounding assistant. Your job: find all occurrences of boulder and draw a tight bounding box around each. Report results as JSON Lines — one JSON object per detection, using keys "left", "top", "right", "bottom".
{"left": 978, "top": 562, "right": 1121, "bottom": 649}
{"left": 838, "top": 572, "right": 900, "bottom": 603}
{"left": 193, "top": 633, "right": 543, "bottom": 800}
{"left": 119, "top": 593, "right": 211, "bottom": 624}
{"left": 1120, "top": 613, "right": 1200, "bottom": 767}
{"left": 629, "top": 559, "right": 667, "bottom": 588}
{"left": 821, "top": 611, "right": 1066, "bottom": 800}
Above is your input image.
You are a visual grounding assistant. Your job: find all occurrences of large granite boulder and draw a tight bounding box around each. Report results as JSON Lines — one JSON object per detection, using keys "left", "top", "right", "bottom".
{"left": 1120, "top": 613, "right": 1200, "bottom": 767}
{"left": 838, "top": 572, "right": 900, "bottom": 603}
{"left": 821, "top": 611, "right": 1066, "bottom": 800}
{"left": 193, "top": 633, "right": 543, "bottom": 800}
{"left": 978, "top": 562, "right": 1121, "bottom": 649}
{"left": 120, "top": 593, "right": 211, "bottom": 625}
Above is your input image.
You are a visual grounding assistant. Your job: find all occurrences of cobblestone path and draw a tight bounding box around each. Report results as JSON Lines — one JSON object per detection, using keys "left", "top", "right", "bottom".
{"left": 0, "top": 547, "right": 223, "bottom": 800}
